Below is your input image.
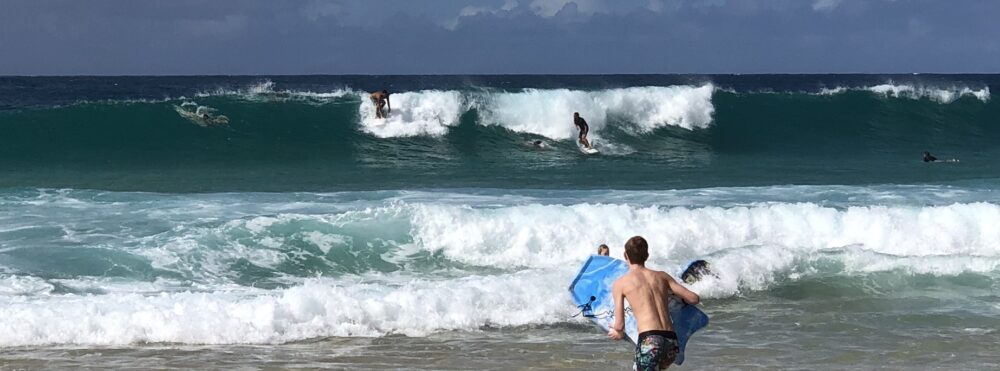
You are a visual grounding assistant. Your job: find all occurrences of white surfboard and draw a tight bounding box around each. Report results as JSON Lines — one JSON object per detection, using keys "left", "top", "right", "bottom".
{"left": 579, "top": 140, "right": 599, "bottom": 155}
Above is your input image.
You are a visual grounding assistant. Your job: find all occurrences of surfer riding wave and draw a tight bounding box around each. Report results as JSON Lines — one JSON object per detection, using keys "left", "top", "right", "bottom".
{"left": 573, "top": 112, "right": 592, "bottom": 149}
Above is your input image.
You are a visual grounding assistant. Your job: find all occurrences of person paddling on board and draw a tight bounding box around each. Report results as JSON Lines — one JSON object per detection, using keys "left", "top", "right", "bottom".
{"left": 574, "top": 112, "right": 592, "bottom": 149}
{"left": 370, "top": 90, "right": 391, "bottom": 119}
{"left": 923, "top": 151, "right": 938, "bottom": 162}
{"left": 608, "top": 236, "right": 700, "bottom": 370}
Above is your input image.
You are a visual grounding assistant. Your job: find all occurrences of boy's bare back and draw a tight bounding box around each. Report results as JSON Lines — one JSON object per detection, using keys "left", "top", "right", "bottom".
{"left": 608, "top": 236, "right": 700, "bottom": 370}
{"left": 608, "top": 236, "right": 700, "bottom": 339}
{"left": 614, "top": 267, "right": 690, "bottom": 333}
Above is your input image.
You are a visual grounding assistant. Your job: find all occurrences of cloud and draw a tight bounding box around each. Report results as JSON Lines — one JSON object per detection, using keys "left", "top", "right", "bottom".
{"left": 646, "top": 0, "right": 682, "bottom": 13}
{"left": 2, "top": 0, "right": 998, "bottom": 74}
{"left": 444, "top": 0, "right": 518, "bottom": 30}
{"left": 528, "top": 0, "right": 606, "bottom": 17}
{"left": 812, "top": 0, "right": 843, "bottom": 12}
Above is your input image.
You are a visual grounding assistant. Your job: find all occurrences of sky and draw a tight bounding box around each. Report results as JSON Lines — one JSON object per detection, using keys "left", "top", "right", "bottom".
{"left": 0, "top": 0, "right": 997, "bottom": 75}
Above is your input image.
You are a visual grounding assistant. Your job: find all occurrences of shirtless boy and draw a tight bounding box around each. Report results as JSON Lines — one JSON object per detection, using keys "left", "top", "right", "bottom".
{"left": 608, "top": 236, "right": 701, "bottom": 370}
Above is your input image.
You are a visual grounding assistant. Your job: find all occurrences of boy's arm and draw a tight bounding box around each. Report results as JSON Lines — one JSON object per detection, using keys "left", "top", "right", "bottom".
{"left": 668, "top": 274, "right": 700, "bottom": 305}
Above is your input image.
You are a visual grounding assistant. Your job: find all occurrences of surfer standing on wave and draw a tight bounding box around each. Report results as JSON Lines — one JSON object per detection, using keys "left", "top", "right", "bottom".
{"left": 370, "top": 90, "right": 391, "bottom": 118}
{"left": 609, "top": 236, "right": 700, "bottom": 370}
{"left": 574, "top": 112, "right": 592, "bottom": 149}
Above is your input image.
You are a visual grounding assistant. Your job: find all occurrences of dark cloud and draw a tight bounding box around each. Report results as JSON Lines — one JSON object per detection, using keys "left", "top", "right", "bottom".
{"left": 0, "top": 0, "right": 997, "bottom": 75}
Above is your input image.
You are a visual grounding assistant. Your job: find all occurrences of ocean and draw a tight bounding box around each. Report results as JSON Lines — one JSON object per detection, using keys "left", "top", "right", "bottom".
{"left": 1, "top": 75, "right": 998, "bottom": 370}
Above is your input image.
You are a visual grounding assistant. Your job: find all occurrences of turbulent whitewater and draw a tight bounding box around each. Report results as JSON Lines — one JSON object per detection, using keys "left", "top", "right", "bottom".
{"left": 1, "top": 185, "right": 999, "bottom": 346}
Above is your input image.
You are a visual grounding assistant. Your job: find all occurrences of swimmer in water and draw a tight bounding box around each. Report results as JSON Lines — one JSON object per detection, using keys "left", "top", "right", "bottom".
{"left": 597, "top": 244, "right": 610, "bottom": 256}
{"left": 525, "top": 140, "right": 547, "bottom": 149}
{"left": 923, "top": 151, "right": 937, "bottom": 162}
{"left": 680, "top": 260, "right": 712, "bottom": 284}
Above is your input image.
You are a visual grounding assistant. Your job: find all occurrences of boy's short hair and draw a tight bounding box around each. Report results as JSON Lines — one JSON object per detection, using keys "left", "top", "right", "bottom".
{"left": 598, "top": 244, "right": 609, "bottom": 251}
{"left": 624, "top": 236, "right": 649, "bottom": 264}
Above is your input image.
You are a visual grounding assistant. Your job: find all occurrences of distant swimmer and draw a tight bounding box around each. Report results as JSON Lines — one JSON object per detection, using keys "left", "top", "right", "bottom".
{"left": 923, "top": 151, "right": 959, "bottom": 163}
{"left": 680, "top": 260, "right": 712, "bottom": 284}
{"left": 195, "top": 106, "right": 229, "bottom": 125}
{"left": 923, "top": 151, "right": 937, "bottom": 162}
{"left": 526, "top": 139, "right": 548, "bottom": 149}
{"left": 370, "top": 90, "right": 391, "bottom": 119}
{"left": 573, "top": 112, "right": 592, "bottom": 149}
{"left": 174, "top": 103, "right": 228, "bottom": 127}
{"left": 597, "top": 244, "right": 610, "bottom": 256}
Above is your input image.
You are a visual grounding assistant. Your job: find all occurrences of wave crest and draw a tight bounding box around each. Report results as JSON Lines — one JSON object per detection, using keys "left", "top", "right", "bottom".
{"left": 353, "top": 85, "right": 716, "bottom": 139}
{"left": 820, "top": 83, "right": 990, "bottom": 103}
{"left": 357, "top": 90, "right": 465, "bottom": 138}
{"left": 476, "top": 85, "right": 715, "bottom": 139}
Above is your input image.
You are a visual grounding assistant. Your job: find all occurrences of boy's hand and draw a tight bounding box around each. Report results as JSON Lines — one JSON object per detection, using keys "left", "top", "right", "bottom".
{"left": 607, "top": 328, "right": 624, "bottom": 340}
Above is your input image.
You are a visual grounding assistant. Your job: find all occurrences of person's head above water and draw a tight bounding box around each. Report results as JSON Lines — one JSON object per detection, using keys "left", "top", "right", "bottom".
{"left": 681, "top": 260, "right": 712, "bottom": 284}
{"left": 623, "top": 236, "right": 649, "bottom": 265}
{"left": 573, "top": 112, "right": 579, "bottom": 118}
{"left": 597, "top": 244, "right": 609, "bottom": 256}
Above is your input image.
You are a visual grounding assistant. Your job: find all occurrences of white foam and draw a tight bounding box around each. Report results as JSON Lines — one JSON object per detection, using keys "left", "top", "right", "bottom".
{"left": 3, "top": 240, "right": 995, "bottom": 346}
{"left": 0, "top": 275, "right": 54, "bottom": 296}
{"left": 820, "top": 84, "right": 990, "bottom": 103}
{"left": 302, "top": 231, "right": 352, "bottom": 255}
{"left": 354, "top": 85, "right": 714, "bottom": 139}
{"left": 195, "top": 79, "right": 353, "bottom": 102}
{"left": 837, "top": 247, "right": 1000, "bottom": 276}
{"left": 123, "top": 199, "right": 1000, "bottom": 286}
{"left": 476, "top": 85, "right": 715, "bottom": 139}
{"left": 357, "top": 90, "right": 464, "bottom": 138}
{"left": 5, "top": 190, "right": 1000, "bottom": 346}
{"left": 0, "top": 270, "right": 573, "bottom": 346}
{"left": 407, "top": 202, "right": 1000, "bottom": 269}
{"left": 246, "top": 80, "right": 276, "bottom": 95}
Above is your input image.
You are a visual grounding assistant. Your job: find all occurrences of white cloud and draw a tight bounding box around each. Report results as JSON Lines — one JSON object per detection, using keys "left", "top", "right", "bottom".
{"left": 812, "top": 0, "right": 843, "bottom": 12}
{"left": 529, "top": 0, "right": 606, "bottom": 17}
{"left": 445, "top": 1, "right": 519, "bottom": 30}
{"left": 646, "top": 0, "right": 683, "bottom": 13}
{"left": 444, "top": 0, "right": 521, "bottom": 30}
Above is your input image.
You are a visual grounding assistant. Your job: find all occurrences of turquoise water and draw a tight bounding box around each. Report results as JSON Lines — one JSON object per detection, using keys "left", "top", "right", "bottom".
{"left": 1, "top": 75, "right": 998, "bottom": 190}
{"left": 1, "top": 75, "right": 998, "bottom": 369}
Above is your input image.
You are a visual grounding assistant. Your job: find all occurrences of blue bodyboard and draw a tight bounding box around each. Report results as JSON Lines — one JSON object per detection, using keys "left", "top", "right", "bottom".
{"left": 568, "top": 255, "right": 709, "bottom": 365}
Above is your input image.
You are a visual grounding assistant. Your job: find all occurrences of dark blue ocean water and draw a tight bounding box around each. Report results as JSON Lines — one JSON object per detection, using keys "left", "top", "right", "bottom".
{"left": 1, "top": 74, "right": 998, "bottom": 191}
